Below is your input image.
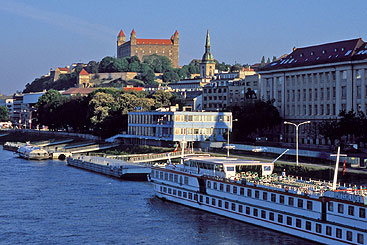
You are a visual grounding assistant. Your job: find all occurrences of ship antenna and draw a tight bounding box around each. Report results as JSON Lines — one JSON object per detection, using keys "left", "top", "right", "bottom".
{"left": 272, "top": 149, "right": 289, "bottom": 164}
{"left": 331, "top": 146, "right": 347, "bottom": 190}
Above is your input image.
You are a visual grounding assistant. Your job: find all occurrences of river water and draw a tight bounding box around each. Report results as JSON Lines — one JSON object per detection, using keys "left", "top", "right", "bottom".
{"left": 0, "top": 146, "right": 314, "bottom": 245}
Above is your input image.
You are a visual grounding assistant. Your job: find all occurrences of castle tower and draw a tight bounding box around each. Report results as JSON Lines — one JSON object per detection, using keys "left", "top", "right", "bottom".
{"left": 130, "top": 29, "right": 136, "bottom": 45}
{"left": 117, "top": 29, "right": 126, "bottom": 58}
{"left": 200, "top": 30, "right": 215, "bottom": 79}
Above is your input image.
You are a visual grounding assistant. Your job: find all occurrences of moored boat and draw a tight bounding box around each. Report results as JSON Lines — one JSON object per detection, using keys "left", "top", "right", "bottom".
{"left": 17, "top": 144, "right": 50, "bottom": 160}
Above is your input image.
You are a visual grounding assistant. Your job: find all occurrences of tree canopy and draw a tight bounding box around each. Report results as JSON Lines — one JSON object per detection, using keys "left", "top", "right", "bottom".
{"left": 0, "top": 106, "right": 9, "bottom": 121}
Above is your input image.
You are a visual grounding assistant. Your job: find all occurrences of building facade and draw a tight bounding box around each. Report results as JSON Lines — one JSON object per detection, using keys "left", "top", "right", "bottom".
{"left": 117, "top": 29, "right": 179, "bottom": 68}
{"left": 111, "top": 110, "right": 233, "bottom": 146}
{"left": 259, "top": 38, "right": 367, "bottom": 145}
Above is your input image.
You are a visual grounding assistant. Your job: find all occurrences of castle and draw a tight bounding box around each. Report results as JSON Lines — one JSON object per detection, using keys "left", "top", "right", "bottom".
{"left": 117, "top": 29, "right": 179, "bottom": 68}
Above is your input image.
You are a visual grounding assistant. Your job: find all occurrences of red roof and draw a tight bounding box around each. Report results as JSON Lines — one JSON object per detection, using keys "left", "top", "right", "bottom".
{"left": 62, "top": 87, "right": 96, "bottom": 95}
{"left": 118, "top": 29, "right": 125, "bottom": 37}
{"left": 79, "top": 69, "right": 89, "bottom": 75}
{"left": 131, "top": 29, "right": 136, "bottom": 35}
{"left": 136, "top": 38, "right": 173, "bottom": 45}
{"left": 58, "top": 67, "right": 69, "bottom": 71}
{"left": 123, "top": 87, "right": 144, "bottom": 91}
{"left": 174, "top": 30, "right": 179, "bottom": 36}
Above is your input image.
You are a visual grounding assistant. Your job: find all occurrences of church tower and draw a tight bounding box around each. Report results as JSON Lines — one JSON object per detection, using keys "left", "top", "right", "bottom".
{"left": 200, "top": 30, "right": 215, "bottom": 79}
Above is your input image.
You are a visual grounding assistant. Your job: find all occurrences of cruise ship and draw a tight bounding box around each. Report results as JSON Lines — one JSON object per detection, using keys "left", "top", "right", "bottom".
{"left": 150, "top": 155, "right": 367, "bottom": 244}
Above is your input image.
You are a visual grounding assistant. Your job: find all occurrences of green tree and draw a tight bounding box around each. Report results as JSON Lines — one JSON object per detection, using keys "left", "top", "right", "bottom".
{"left": 99, "top": 56, "right": 116, "bottom": 73}
{"left": 230, "top": 64, "right": 242, "bottom": 72}
{"left": 143, "top": 54, "right": 173, "bottom": 73}
{"left": 0, "top": 106, "right": 9, "bottom": 121}
{"left": 267, "top": 57, "right": 271, "bottom": 63}
{"left": 112, "top": 58, "right": 129, "bottom": 72}
{"left": 86, "top": 61, "right": 99, "bottom": 74}
{"left": 260, "top": 56, "right": 266, "bottom": 67}
{"left": 162, "top": 70, "right": 179, "bottom": 83}
{"left": 89, "top": 92, "right": 119, "bottom": 132}
{"left": 272, "top": 56, "right": 277, "bottom": 62}
{"left": 317, "top": 118, "right": 341, "bottom": 145}
{"left": 152, "top": 90, "right": 172, "bottom": 108}
{"left": 188, "top": 60, "right": 200, "bottom": 74}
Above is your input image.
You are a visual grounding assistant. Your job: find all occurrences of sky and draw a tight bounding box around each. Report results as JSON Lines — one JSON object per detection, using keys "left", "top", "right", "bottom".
{"left": 1, "top": 0, "right": 367, "bottom": 95}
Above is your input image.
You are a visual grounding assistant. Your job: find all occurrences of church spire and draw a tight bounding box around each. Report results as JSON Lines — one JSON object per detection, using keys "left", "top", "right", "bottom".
{"left": 202, "top": 29, "right": 214, "bottom": 62}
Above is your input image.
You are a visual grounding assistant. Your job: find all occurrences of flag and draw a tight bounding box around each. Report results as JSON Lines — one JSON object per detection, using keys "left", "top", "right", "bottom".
{"left": 173, "top": 145, "right": 179, "bottom": 152}
{"left": 342, "top": 159, "right": 346, "bottom": 176}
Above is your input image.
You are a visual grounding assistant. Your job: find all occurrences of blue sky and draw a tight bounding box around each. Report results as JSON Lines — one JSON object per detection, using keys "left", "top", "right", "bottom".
{"left": 1, "top": 0, "right": 367, "bottom": 95}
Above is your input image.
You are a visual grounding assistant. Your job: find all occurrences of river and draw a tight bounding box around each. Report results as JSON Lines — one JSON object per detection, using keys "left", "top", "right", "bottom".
{"left": 0, "top": 146, "right": 314, "bottom": 244}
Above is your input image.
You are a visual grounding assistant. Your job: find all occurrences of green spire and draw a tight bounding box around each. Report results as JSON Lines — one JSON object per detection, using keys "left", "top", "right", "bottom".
{"left": 202, "top": 29, "right": 214, "bottom": 63}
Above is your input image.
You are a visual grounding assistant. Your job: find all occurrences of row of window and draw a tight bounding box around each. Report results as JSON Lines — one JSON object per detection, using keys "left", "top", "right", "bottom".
{"left": 328, "top": 201, "right": 367, "bottom": 219}
{"left": 159, "top": 185, "right": 364, "bottom": 244}
{"left": 207, "top": 180, "right": 314, "bottom": 211}
{"left": 285, "top": 103, "right": 337, "bottom": 116}
{"left": 153, "top": 170, "right": 189, "bottom": 185}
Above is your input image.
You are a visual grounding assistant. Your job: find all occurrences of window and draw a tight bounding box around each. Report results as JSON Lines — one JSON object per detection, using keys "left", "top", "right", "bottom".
{"left": 287, "top": 216, "right": 292, "bottom": 226}
{"left": 359, "top": 207, "right": 366, "bottom": 218}
{"left": 347, "top": 231, "right": 353, "bottom": 241}
{"left": 220, "top": 184, "right": 223, "bottom": 191}
{"left": 213, "top": 182, "right": 217, "bottom": 190}
{"left": 306, "top": 221, "right": 311, "bottom": 231}
{"left": 174, "top": 174, "right": 178, "bottom": 183}
{"left": 194, "top": 194, "right": 198, "bottom": 201}
{"left": 233, "top": 186, "right": 237, "bottom": 194}
{"left": 307, "top": 201, "right": 313, "bottom": 210}
{"left": 326, "top": 226, "right": 332, "bottom": 236}
{"left": 279, "top": 195, "right": 284, "bottom": 204}
{"left": 338, "top": 204, "right": 344, "bottom": 214}
{"left": 298, "top": 199, "right": 303, "bottom": 208}
{"left": 263, "top": 192, "right": 268, "bottom": 201}
{"left": 164, "top": 172, "right": 168, "bottom": 180}
{"left": 261, "top": 210, "right": 266, "bottom": 219}
{"left": 253, "top": 208, "right": 258, "bottom": 217}
{"left": 255, "top": 190, "right": 259, "bottom": 199}
{"left": 218, "top": 200, "right": 222, "bottom": 207}
{"left": 278, "top": 214, "right": 283, "bottom": 223}
{"left": 296, "top": 219, "right": 301, "bottom": 228}
{"left": 269, "top": 212, "right": 274, "bottom": 221}
{"left": 183, "top": 192, "right": 187, "bottom": 198}
{"left": 328, "top": 202, "right": 333, "bottom": 212}
{"left": 212, "top": 198, "right": 216, "bottom": 206}
{"left": 225, "top": 201, "right": 229, "bottom": 209}
{"left": 240, "top": 188, "right": 244, "bottom": 195}
{"left": 226, "top": 185, "right": 230, "bottom": 192}
{"left": 336, "top": 228, "right": 342, "bottom": 239}
{"left": 247, "top": 189, "right": 252, "bottom": 197}
{"left": 271, "top": 193, "right": 276, "bottom": 202}
{"left": 173, "top": 189, "right": 177, "bottom": 195}
{"left": 184, "top": 176, "right": 188, "bottom": 185}
{"left": 207, "top": 181, "right": 211, "bottom": 188}
{"left": 238, "top": 205, "right": 243, "bottom": 213}
{"left": 168, "top": 188, "right": 172, "bottom": 194}
{"left": 358, "top": 233, "right": 364, "bottom": 244}
{"left": 288, "top": 197, "right": 294, "bottom": 206}
{"left": 231, "top": 203, "right": 236, "bottom": 211}
{"left": 316, "top": 224, "right": 322, "bottom": 233}
{"left": 348, "top": 206, "right": 354, "bottom": 216}
{"left": 199, "top": 195, "right": 202, "bottom": 202}
{"left": 246, "top": 207, "right": 250, "bottom": 215}
{"left": 188, "top": 193, "right": 192, "bottom": 200}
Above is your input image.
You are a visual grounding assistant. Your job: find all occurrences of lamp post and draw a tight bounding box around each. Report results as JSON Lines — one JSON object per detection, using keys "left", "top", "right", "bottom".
{"left": 284, "top": 120, "right": 311, "bottom": 166}
{"left": 227, "top": 117, "right": 238, "bottom": 158}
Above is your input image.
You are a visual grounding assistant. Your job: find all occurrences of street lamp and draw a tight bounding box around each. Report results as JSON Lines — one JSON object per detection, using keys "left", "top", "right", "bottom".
{"left": 284, "top": 120, "right": 311, "bottom": 166}
{"left": 227, "top": 117, "right": 238, "bottom": 158}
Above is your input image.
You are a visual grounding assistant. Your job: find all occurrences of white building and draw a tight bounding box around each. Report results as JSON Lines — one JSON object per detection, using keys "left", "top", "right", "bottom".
{"left": 259, "top": 38, "right": 367, "bottom": 145}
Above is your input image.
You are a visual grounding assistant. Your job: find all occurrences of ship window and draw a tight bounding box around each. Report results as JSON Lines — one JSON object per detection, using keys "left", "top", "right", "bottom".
{"left": 261, "top": 210, "right": 266, "bottom": 219}
{"left": 286, "top": 216, "right": 292, "bottom": 226}
{"left": 326, "top": 226, "right": 332, "bottom": 236}
{"left": 328, "top": 202, "right": 333, "bottom": 212}
{"left": 178, "top": 190, "right": 182, "bottom": 196}
{"left": 271, "top": 193, "right": 276, "bottom": 202}
{"left": 164, "top": 172, "right": 168, "bottom": 180}
{"left": 213, "top": 182, "right": 217, "bottom": 190}
{"left": 338, "top": 204, "right": 344, "bottom": 214}
{"left": 253, "top": 208, "right": 258, "bottom": 217}
{"left": 247, "top": 189, "right": 252, "bottom": 197}
{"left": 240, "top": 187, "right": 244, "bottom": 195}
{"left": 199, "top": 195, "right": 203, "bottom": 202}
{"left": 218, "top": 200, "right": 222, "bottom": 207}
{"left": 233, "top": 186, "right": 237, "bottom": 194}
{"left": 174, "top": 174, "right": 178, "bottom": 183}
{"left": 184, "top": 176, "right": 188, "bottom": 185}
{"left": 183, "top": 192, "right": 187, "bottom": 198}
{"left": 160, "top": 186, "right": 162, "bottom": 192}
{"left": 225, "top": 201, "right": 229, "bottom": 209}
{"left": 188, "top": 193, "right": 192, "bottom": 200}
{"left": 296, "top": 219, "right": 301, "bottom": 228}
{"left": 194, "top": 194, "right": 198, "bottom": 201}
{"left": 168, "top": 188, "right": 172, "bottom": 194}
{"left": 277, "top": 214, "right": 283, "bottom": 223}
{"left": 220, "top": 184, "right": 224, "bottom": 191}
{"left": 358, "top": 233, "right": 364, "bottom": 244}
{"left": 269, "top": 212, "right": 274, "bottom": 221}
{"left": 305, "top": 221, "right": 311, "bottom": 231}
{"left": 238, "top": 205, "right": 243, "bottom": 213}
{"left": 307, "top": 201, "right": 313, "bottom": 210}
{"left": 298, "top": 199, "right": 303, "bottom": 208}
{"left": 159, "top": 172, "right": 163, "bottom": 179}
{"left": 336, "top": 228, "right": 342, "bottom": 238}
{"left": 255, "top": 190, "right": 259, "bottom": 198}
{"left": 207, "top": 181, "right": 211, "bottom": 188}
{"left": 348, "top": 206, "right": 354, "bottom": 216}
{"left": 347, "top": 231, "right": 353, "bottom": 241}
{"left": 359, "top": 207, "right": 366, "bottom": 218}
{"left": 226, "top": 185, "right": 230, "bottom": 192}
{"left": 316, "top": 224, "right": 322, "bottom": 233}
{"left": 288, "top": 197, "right": 294, "bottom": 206}
{"left": 163, "top": 187, "right": 167, "bottom": 193}
{"left": 279, "top": 195, "right": 284, "bottom": 204}
{"left": 231, "top": 203, "right": 236, "bottom": 211}
{"left": 173, "top": 189, "right": 177, "bottom": 195}
{"left": 212, "top": 198, "right": 216, "bottom": 206}
{"left": 206, "top": 197, "right": 209, "bottom": 204}
{"left": 263, "top": 192, "right": 268, "bottom": 200}
{"left": 169, "top": 173, "right": 173, "bottom": 182}
{"left": 246, "top": 207, "right": 250, "bottom": 215}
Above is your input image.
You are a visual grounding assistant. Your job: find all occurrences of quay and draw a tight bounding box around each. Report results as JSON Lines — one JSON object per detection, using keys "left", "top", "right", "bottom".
{"left": 67, "top": 155, "right": 151, "bottom": 180}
